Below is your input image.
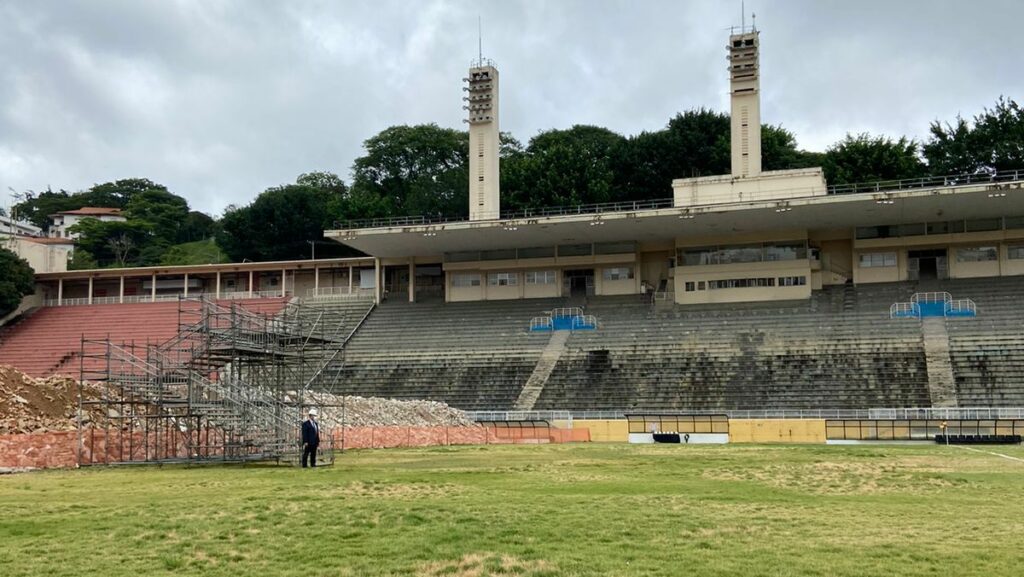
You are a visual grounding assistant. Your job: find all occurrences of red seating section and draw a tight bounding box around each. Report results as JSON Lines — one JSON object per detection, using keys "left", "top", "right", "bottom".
{"left": 0, "top": 298, "right": 290, "bottom": 378}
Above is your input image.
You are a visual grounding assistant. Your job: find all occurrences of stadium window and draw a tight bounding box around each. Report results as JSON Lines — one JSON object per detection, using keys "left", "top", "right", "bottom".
{"left": 859, "top": 252, "right": 897, "bottom": 268}
{"left": 516, "top": 246, "right": 555, "bottom": 259}
{"left": 926, "top": 221, "right": 949, "bottom": 235}
{"left": 525, "top": 271, "right": 556, "bottom": 285}
{"left": 685, "top": 281, "right": 695, "bottom": 292}
{"left": 956, "top": 246, "right": 998, "bottom": 262}
{"left": 897, "top": 223, "right": 927, "bottom": 237}
{"left": 778, "top": 276, "right": 807, "bottom": 287}
{"left": 1007, "top": 245, "right": 1024, "bottom": 260}
{"left": 680, "top": 246, "right": 718, "bottom": 266}
{"left": 594, "top": 241, "right": 637, "bottom": 255}
{"left": 697, "top": 281, "right": 706, "bottom": 290}
{"left": 707, "top": 277, "right": 775, "bottom": 290}
{"left": 487, "top": 272, "right": 518, "bottom": 286}
{"left": 602, "top": 267, "right": 634, "bottom": 281}
{"left": 1004, "top": 216, "right": 1024, "bottom": 230}
{"left": 557, "top": 243, "right": 593, "bottom": 257}
{"left": 446, "top": 251, "right": 482, "bottom": 263}
{"left": 718, "top": 244, "right": 763, "bottom": 264}
{"left": 965, "top": 218, "right": 1001, "bottom": 233}
{"left": 451, "top": 273, "right": 481, "bottom": 288}
{"left": 480, "top": 249, "right": 516, "bottom": 261}
{"left": 765, "top": 241, "right": 807, "bottom": 261}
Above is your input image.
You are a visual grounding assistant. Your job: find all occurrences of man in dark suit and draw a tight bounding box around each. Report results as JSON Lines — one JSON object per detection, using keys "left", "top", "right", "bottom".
{"left": 301, "top": 408, "right": 320, "bottom": 468}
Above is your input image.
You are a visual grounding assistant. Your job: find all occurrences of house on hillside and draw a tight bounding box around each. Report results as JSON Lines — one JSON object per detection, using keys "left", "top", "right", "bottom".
{"left": 48, "top": 207, "right": 126, "bottom": 239}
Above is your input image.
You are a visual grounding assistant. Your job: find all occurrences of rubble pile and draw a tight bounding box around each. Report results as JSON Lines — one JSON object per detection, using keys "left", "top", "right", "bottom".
{"left": 311, "top": 394, "right": 479, "bottom": 427}
{"left": 0, "top": 365, "right": 107, "bottom": 434}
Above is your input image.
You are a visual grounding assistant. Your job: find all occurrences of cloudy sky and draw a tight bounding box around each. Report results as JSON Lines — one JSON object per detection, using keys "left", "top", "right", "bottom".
{"left": 1, "top": 0, "right": 1021, "bottom": 215}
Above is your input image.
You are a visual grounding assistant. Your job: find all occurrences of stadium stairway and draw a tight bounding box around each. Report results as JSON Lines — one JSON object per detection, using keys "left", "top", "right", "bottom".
{"left": 0, "top": 298, "right": 290, "bottom": 378}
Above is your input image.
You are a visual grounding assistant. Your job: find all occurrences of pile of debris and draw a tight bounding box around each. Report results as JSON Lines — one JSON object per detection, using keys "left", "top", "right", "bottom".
{"left": 0, "top": 365, "right": 107, "bottom": 434}
{"left": 309, "top": 393, "right": 478, "bottom": 427}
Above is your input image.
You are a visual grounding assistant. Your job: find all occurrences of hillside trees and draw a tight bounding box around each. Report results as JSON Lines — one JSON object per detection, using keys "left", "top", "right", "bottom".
{"left": 0, "top": 248, "right": 35, "bottom": 318}
{"left": 924, "top": 97, "right": 1024, "bottom": 174}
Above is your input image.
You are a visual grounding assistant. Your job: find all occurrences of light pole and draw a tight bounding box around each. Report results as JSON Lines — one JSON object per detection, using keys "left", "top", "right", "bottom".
{"left": 308, "top": 240, "right": 316, "bottom": 261}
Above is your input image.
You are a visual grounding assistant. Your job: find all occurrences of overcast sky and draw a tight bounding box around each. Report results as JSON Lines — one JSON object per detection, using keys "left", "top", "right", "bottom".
{"left": 1, "top": 0, "right": 1021, "bottom": 216}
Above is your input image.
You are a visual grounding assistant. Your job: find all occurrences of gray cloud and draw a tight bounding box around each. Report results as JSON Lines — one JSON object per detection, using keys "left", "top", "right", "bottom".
{"left": 1, "top": 0, "right": 1020, "bottom": 215}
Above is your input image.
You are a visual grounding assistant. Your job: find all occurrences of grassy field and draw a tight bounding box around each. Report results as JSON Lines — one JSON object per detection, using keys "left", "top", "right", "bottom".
{"left": 2, "top": 443, "right": 1023, "bottom": 576}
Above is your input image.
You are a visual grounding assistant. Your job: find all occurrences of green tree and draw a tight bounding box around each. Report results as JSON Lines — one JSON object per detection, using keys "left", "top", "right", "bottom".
{"left": 0, "top": 247, "right": 35, "bottom": 318}
{"left": 350, "top": 124, "right": 469, "bottom": 218}
{"left": 823, "top": 134, "right": 926, "bottom": 185}
{"left": 178, "top": 211, "right": 219, "bottom": 243}
{"left": 68, "top": 219, "right": 154, "bottom": 268}
{"left": 218, "top": 179, "right": 338, "bottom": 262}
{"left": 504, "top": 125, "right": 626, "bottom": 210}
{"left": 125, "top": 188, "right": 189, "bottom": 246}
{"left": 924, "top": 97, "right": 1024, "bottom": 174}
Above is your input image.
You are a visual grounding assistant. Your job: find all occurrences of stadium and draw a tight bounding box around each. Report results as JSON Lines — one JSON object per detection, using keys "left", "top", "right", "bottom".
{"left": 1, "top": 13, "right": 1023, "bottom": 577}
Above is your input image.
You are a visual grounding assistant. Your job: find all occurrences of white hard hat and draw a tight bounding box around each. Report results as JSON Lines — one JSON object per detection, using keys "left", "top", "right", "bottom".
{"left": 308, "top": 408, "right": 318, "bottom": 416}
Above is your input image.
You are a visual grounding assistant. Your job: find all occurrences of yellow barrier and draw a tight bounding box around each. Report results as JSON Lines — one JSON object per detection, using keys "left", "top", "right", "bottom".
{"left": 729, "top": 419, "right": 827, "bottom": 443}
{"left": 571, "top": 418, "right": 827, "bottom": 444}
{"left": 573, "top": 420, "right": 630, "bottom": 442}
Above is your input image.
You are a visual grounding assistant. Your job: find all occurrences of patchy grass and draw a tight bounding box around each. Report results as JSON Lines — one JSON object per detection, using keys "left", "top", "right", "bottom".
{"left": 1, "top": 443, "right": 1023, "bottom": 576}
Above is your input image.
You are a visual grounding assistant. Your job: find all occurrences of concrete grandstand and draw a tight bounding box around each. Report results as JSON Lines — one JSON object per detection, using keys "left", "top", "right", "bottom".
{"left": 1, "top": 23, "right": 1023, "bottom": 463}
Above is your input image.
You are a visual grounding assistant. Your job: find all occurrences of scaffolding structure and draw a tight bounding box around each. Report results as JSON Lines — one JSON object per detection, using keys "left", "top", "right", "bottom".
{"left": 77, "top": 296, "right": 356, "bottom": 466}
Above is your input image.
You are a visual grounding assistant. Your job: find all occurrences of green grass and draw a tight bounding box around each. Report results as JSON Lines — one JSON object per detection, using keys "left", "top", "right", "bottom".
{"left": 1, "top": 443, "right": 1023, "bottom": 576}
{"left": 159, "top": 239, "right": 229, "bottom": 266}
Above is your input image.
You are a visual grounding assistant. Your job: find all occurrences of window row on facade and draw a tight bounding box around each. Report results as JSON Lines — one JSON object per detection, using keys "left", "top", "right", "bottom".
{"left": 445, "top": 241, "right": 637, "bottom": 263}
{"left": 452, "top": 267, "right": 634, "bottom": 287}
{"left": 855, "top": 216, "right": 1024, "bottom": 240}
{"left": 683, "top": 275, "right": 807, "bottom": 291}
{"left": 678, "top": 240, "right": 807, "bottom": 266}
{"left": 859, "top": 244, "right": 1024, "bottom": 268}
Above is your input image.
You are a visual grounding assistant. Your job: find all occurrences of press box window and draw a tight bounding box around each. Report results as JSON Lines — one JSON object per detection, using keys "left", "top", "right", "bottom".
{"left": 778, "top": 276, "right": 806, "bottom": 287}
{"left": 487, "top": 272, "right": 519, "bottom": 286}
{"left": 956, "top": 246, "right": 997, "bottom": 262}
{"left": 685, "top": 281, "right": 696, "bottom": 292}
{"left": 859, "top": 252, "right": 897, "bottom": 268}
{"left": 451, "top": 273, "right": 481, "bottom": 287}
{"left": 525, "top": 271, "right": 556, "bottom": 285}
{"left": 1007, "top": 245, "right": 1024, "bottom": 260}
{"left": 602, "top": 267, "right": 634, "bottom": 281}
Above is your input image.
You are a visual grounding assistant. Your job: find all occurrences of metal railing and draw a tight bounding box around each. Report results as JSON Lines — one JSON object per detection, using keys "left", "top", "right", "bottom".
{"left": 44, "top": 291, "right": 288, "bottom": 307}
{"left": 332, "top": 169, "right": 1024, "bottom": 231}
{"left": 529, "top": 317, "right": 553, "bottom": 331}
{"left": 305, "top": 287, "right": 376, "bottom": 298}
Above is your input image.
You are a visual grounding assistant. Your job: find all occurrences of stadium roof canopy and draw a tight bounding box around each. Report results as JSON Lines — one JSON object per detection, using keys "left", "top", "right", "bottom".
{"left": 326, "top": 177, "right": 1024, "bottom": 258}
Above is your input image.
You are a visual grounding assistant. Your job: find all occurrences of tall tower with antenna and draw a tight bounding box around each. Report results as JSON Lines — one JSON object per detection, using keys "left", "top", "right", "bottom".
{"left": 728, "top": 12, "right": 761, "bottom": 178}
{"left": 464, "top": 20, "right": 500, "bottom": 221}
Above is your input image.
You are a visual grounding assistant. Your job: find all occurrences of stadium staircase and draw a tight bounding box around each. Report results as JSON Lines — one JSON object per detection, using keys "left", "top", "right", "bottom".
{"left": 513, "top": 330, "right": 571, "bottom": 410}
{"left": 921, "top": 317, "right": 958, "bottom": 407}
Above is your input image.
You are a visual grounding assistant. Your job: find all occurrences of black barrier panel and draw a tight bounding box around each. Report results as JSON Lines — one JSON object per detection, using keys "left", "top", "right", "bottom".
{"left": 826, "top": 419, "right": 1024, "bottom": 441}
{"left": 626, "top": 414, "right": 729, "bottom": 434}
{"left": 653, "top": 433, "right": 681, "bottom": 443}
{"left": 935, "top": 434, "right": 1023, "bottom": 445}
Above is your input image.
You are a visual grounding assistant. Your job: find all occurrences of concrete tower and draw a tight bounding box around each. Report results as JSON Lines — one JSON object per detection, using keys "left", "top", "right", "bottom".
{"left": 464, "top": 61, "right": 500, "bottom": 221}
{"left": 727, "top": 26, "right": 761, "bottom": 178}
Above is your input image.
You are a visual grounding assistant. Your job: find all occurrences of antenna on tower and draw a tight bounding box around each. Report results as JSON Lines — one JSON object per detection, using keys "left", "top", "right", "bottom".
{"left": 478, "top": 15, "right": 483, "bottom": 63}
{"left": 752, "top": 12, "right": 757, "bottom": 32}
{"left": 741, "top": 0, "right": 745, "bottom": 31}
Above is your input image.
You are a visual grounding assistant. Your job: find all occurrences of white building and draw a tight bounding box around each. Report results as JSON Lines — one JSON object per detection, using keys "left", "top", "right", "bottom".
{"left": 49, "top": 207, "right": 126, "bottom": 239}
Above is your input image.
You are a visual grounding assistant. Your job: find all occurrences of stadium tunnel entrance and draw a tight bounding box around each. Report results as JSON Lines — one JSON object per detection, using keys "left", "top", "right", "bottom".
{"left": 563, "top": 269, "right": 595, "bottom": 298}
{"left": 908, "top": 248, "right": 949, "bottom": 281}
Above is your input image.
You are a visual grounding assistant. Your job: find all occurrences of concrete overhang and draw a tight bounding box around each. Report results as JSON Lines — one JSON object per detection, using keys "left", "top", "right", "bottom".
{"left": 325, "top": 180, "right": 1024, "bottom": 258}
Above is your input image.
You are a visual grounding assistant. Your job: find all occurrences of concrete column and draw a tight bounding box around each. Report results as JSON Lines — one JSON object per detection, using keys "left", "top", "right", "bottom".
{"left": 183, "top": 273, "right": 189, "bottom": 298}
{"left": 216, "top": 271, "right": 221, "bottom": 299}
{"left": 314, "top": 266, "right": 320, "bottom": 294}
{"left": 408, "top": 260, "right": 415, "bottom": 303}
{"left": 348, "top": 265, "right": 354, "bottom": 294}
{"left": 248, "top": 271, "right": 254, "bottom": 298}
{"left": 57, "top": 278, "right": 63, "bottom": 306}
{"left": 87, "top": 276, "right": 93, "bottom": 305}
{"left": 151, "top": 273, "right": 157, "bottom": 301}
{"left": 444, "top": 271, "right": 450, "bottom": 303}
{"left": 119, "top": 276, "right": 125, "bottom": 303}
{"left": 281, "top": 268, "right": 287, "bottom": 297}
{"left": 374, "top": 258, "right": 381, "bottom": 304}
